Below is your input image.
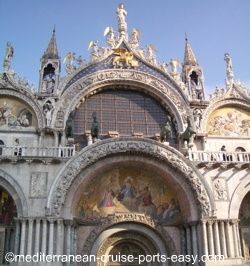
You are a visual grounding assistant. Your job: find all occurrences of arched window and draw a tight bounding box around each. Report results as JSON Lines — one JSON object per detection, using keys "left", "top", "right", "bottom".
{"left": 71, "top": 88, "right": 177, "bottom": 145}
{"left": 235, "top": 147, "right": 246, "bottom": 152}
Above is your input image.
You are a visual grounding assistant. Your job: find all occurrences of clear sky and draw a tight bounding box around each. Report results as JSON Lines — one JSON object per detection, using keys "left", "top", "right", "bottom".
{"left": 0, "top": 0, "right": 249, "bottom": 95}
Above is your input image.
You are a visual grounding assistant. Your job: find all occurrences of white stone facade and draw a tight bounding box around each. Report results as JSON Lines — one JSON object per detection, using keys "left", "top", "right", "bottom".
{"left": 0, "top": 4, "right": 249, "bottom": 266}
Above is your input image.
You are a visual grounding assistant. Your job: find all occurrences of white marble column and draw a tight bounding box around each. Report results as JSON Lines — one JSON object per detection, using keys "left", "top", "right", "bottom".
{"left": 232, "top": 221, "right": 239, "bottom": 257}
{"left": 202, "top": 220, "right": 208, "bottom": 256}
{"left": 48, "top": 220, "right": 54, "bottom": 255}
{"left": 235, "top": 222, "right": 242, "bottom": 257}
{"left": 207, "top": 221, "right": 214, "bottom": 256}
{"left": 214, "top": 221, "right": 221, "bottom": 255}
{"left": 42, "top": 219, "right": 47, "bottom": 254}
{"left": 20, "top": 219, "right": 27, "bottom": 255}
{"left": 34, "top": 219, "right": 41, "bottom": 254}
{"left": 219, "top": 221, "right": 227, "bottom": 257}
{"left": 225, "top": 221, "right": 232, "bottom": 258}
{"left": 27, "top": 219, "right": 34, "bottom": 255}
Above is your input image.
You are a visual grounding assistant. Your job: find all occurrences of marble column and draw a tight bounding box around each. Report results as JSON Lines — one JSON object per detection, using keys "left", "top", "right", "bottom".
{"left": 186, "top": 226, "right": 191, "bottom": 255}
{"left": 214, "top": 221, "right": 221, "bottom": 255}
{"left": 65, "top": 220, "right": 72, "bottom": 266}
{"left": 219, "top": 221, "right": 227, "bottom": 258}
{"left": 27, "top": 219, "right": 34, "bottom": 255}
{"left": 48, "top": 220, "right": 54, "bottom": 255}
{"left": 42, "top": 219, "right": 47, "bottom": 254}
{"left": 14, "top": 219, "right": 21, "bottom": 254}
{"left": 56, "top": 219, "right": 64, "bottom": 255}
{"left": 207, "top": 221, "right": 214, "bottom": 256}
{"left": 35, "top": 219, "right": 41, "bottom": 254}
{"left": 202, "top": 220, "right": 208, "bottom": 256}
{"left": 191, "top": 224, "right": 198, "bottom": 259}
{"left": 232, "top": 221, "right": 239, "bottom": 257}
{"left": 20, "top": 219, "right": 27, "bottom": 255}
{"left": 225, "top": 221, "right": 232, "bottom": 258}
{"left": 235, "top": 222, "right": 242, "bottom": 257}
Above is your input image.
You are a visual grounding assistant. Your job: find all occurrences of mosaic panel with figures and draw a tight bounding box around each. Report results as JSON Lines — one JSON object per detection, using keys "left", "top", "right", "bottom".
{"left": 207, "top": 107, "right": 250, "bottom": 137}
{"left": 74, "top": 166, "right": 183, "bottom": 225}
{"left": 0, "top": 97, "right": 37, "bottom": 129}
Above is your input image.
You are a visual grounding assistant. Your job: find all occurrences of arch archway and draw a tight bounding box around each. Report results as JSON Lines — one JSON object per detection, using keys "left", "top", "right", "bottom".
{"left": 47, "top": 138, "right": 214, "bottom": 219}
{"left": 55, "top": 69, "right": 191, "bottom": 133}
{"left": 0, "top": 169, "right": 28, "bottom": 218}
{"left": 87, "top": 223, "right": 171, "bottom": 266}
{"left": 0, "top": 170, "right": 27, "bottom": 265}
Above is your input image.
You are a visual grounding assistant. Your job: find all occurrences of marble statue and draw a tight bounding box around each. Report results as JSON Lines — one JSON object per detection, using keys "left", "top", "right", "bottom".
{"left": 117, "top": 4, "right": 127, "bottom": 36}
{"left": 224, "top": 53, "right": 234, "bottom": 88}
{"left": 104, "top": 27, "right": 116, "bottom": 48}
{"left": 3, "top": 42, "right": 14, "bottom": 72}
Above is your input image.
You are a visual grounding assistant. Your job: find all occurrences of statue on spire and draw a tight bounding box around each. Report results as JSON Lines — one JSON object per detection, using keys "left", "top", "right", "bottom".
{"left": 3, "top": 42, "right": 14, "bottom": 72}
{"left": 117, "top": 3, "right": 128, "bottom": 38}
{"left": 224, "top": 53, "right": 234, "bottom": 89}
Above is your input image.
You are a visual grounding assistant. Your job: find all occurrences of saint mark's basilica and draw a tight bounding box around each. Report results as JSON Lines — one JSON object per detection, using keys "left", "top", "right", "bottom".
{"left": 0, "top": 4, "right": 249, "bottom": 266}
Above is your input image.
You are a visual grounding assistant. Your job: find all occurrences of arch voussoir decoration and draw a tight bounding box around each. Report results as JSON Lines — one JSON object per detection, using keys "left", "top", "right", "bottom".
{"left": 55, "top": 69, "right": 191, "bottom": 132}
{"left": 48, "top": 138, "right": 212, "bottom": 218}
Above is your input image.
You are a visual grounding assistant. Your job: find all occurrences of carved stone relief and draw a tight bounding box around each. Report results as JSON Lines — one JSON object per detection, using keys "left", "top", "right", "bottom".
{"left": 48, "top": 138, "right": 212, "bottom": 218}
{"left": 30, "top": 172, "right": 48, "bottom": 198}
{"left": 213, "top": 178, "right": 228, "bottom": 201}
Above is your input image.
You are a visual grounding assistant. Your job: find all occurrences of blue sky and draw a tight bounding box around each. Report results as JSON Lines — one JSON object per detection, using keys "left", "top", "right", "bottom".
{"left": 0, "top": 0, "right": 249, "bottom": 95}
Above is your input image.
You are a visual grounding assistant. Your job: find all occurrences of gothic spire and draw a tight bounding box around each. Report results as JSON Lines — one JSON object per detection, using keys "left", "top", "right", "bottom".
{"left": 43, "top": 27, "right": 59, "bottom": 59}
{"left": 183, "top": 36, "right": 197, "bottom": 66}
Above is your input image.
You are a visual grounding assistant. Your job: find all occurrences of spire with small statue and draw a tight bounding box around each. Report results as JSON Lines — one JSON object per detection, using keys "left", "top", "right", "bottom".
{"left": 38, "top": 27, "right": 61, "bottom": 97}
{"left": 182, "top": 35, "right": 205, "bottom": 101}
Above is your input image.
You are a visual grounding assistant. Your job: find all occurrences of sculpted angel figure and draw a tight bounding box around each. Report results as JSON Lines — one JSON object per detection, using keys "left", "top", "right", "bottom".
{"left": 88, "top": 41, "right": 99, "bottom": 62}
{"left": 146, "top": 44, "right": 156, "bottom": 64}
{"left": 104, "top": 27, "right": 116, "bottom": 48}
{"left": 63, "top": 52, "right": 76, "bottom": 74}
{"left": 169, "top": 59, "right": 180, "bottom": 75}
{"left": 129, "top": 28, "right": 140, "bottom": 49}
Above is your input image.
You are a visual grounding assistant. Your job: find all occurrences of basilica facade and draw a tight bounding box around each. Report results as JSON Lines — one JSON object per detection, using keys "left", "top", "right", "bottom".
{"left": 0, "top": 4, "right": 250, "bottom": 266}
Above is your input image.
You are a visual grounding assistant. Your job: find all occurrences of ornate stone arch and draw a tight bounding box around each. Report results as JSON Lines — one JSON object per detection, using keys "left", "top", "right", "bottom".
{"left": 0, "top": 169, "right": 28, "bottom": 217}
{"left": 229, "top": 175, "right": 250, "bottom": 219}
{"left": 81, "top": 221, "right": 175, "bottom": 266}
{"left": 54, "top": 69, "right": 191, "bottom": 132}
{"left": 0, "top": 88, "right": 45, "bottom": 128}
{"left": 201, "top": 98, "right": 250, "bottom": 133}
{"left": 47, "top": 137, "right": 215, "bottom": 218}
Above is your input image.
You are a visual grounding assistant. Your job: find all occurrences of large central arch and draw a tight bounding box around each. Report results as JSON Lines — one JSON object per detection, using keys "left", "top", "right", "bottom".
{"left": 54, "top": 69, "right": 191, "bottom": 132}
{"left": 47, "top": 137, "right": 214, "bottom": 218}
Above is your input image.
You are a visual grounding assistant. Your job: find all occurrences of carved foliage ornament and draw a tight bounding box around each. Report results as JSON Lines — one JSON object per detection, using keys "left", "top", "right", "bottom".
{"left": 49, "top": 138, "right": 211, "bottom": 217}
